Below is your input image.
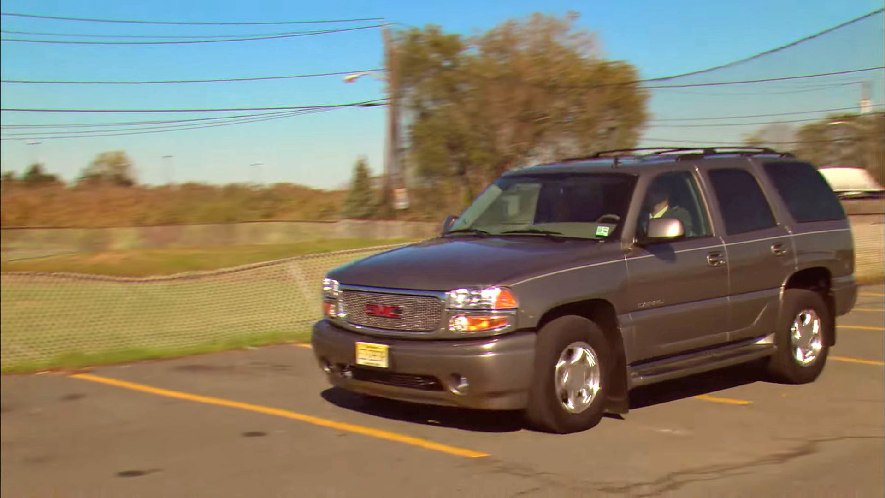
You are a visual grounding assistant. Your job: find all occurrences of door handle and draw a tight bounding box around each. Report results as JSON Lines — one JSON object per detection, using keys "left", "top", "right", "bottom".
{"left": 770, "top": 243, "right": 788, "bottom": 256}
{"left": 707, "top": 252, "right": 726, "bottom": 267}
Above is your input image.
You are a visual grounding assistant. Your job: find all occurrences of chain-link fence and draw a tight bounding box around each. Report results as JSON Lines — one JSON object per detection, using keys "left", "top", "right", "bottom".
{"left": 0, "top": 244, "right": 404, "bottom": 371}
{"left": 853, "top": 218, "right": 885, "bottom": 283}
{"left": 2, "top": 224, "right": 883, "bottom": 372}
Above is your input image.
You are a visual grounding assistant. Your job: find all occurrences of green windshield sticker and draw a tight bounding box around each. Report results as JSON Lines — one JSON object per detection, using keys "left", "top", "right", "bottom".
{"left": 595, "top": 226, "right": 611, "bottom": 237}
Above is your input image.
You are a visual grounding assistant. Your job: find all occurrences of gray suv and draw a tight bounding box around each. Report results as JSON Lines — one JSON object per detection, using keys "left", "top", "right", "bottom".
{"left": 312, "top": 148, "right": 857, "bottom": 433}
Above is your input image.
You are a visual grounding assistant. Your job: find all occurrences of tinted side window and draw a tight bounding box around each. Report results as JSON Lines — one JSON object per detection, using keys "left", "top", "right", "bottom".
{"left": 708, "top": 169, "right": 777, "bottom": 235}
{"left": 763, "top": 162, "right": 845, "bottom": 222}
{"left": 637, "top": 171, "right": 712, "bottom": 239}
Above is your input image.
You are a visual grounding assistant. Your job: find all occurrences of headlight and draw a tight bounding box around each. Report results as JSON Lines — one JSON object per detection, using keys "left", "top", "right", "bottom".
{"left": 322, "top": 278, "right": 340, "bottom": 299}
{"left": 445, "top": 286, "right": 518, "bottom": 310}
{"left": 322, "top": 278, "right": 344, "bottom": 319}
{"left": 445, "top": 286, "right": 517, "bottom": 333}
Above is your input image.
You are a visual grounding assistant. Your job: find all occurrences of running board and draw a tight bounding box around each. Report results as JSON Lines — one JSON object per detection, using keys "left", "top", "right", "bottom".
{"left": 628, "top": 335, "right": 775, "bottom": 388}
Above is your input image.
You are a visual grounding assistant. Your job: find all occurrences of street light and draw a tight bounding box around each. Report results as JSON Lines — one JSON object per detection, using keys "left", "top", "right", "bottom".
{"left": 342, "top": 27, "right": 407, "bottom": 214}
{"left": 162, "top": 155, "right": 174, "bottom": 185}
{"left": 250, "top": 162, "right": 264, "bottom": 185}
{"left": 827, "top": 120, "right": 857, "bottom": 167}
{"left": 25, "top": 140, "right": 42, "bottom": 165}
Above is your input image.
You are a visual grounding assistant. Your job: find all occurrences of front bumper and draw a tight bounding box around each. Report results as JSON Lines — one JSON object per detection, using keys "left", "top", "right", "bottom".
{"left": 311, "top": 320, "right": 536, "bottom": 410}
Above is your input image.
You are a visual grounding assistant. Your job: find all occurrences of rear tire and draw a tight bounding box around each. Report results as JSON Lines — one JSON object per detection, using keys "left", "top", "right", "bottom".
{"left": 524, "top": 315, "right": 610, "bottom": 433}
{"left": 766, "top": 289, "right": 830, "bottom": 384}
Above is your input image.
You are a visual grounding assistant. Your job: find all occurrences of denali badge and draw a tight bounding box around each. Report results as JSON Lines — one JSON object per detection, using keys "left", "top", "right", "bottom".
{"left": 365, "top": 303, "right": 404, "bottom": 319}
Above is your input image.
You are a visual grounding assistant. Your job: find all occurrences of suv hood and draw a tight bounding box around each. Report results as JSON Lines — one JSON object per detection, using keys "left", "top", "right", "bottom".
{"left": 327, "top": 236, "right": 624, "bottom": 291}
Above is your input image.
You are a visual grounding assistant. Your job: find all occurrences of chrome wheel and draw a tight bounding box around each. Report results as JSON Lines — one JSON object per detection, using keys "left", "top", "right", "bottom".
{"left": 790, "top": 308, "right": 823, "bottom": 367}
{"left": 554, "top": 341, "right": 601, "bottom": 414}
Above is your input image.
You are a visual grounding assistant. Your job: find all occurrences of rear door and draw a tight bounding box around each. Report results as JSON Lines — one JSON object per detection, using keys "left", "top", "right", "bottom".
{"left": 703, "top": 166, "right": 795, "bottom": 342}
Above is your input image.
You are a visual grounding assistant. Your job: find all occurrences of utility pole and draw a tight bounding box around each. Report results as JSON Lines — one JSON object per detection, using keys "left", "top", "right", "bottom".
{"left": 860, "top": 80, "right": 872, "bottom": 115}
{"left": 382, "top": 26, "right": 406, "bottom": 217}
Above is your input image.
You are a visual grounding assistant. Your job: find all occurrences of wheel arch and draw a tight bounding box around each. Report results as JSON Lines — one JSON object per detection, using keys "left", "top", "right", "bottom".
{"left": 537, "top": 299, "right": 629, "bottom": 415}
{"left": 783, "top": 266, "right": 836, "bottom": 345}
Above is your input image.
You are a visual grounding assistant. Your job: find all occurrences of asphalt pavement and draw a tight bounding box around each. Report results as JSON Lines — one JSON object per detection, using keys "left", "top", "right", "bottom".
{"left": 2, "top": 285, "right": 883, "bottom": 497}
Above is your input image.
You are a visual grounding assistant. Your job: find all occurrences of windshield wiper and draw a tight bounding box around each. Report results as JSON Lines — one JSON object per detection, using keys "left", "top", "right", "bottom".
{"left": 445, "top": 228, "right": 491, "bottom": 237}
{"left": 500, "top": 228, "right": 566, "bottom": 239}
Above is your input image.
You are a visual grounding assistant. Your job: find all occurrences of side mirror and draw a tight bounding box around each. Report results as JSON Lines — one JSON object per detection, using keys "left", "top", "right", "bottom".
{"left": 441, "top": 215, "right": 458, "bottom": 235}
{"left": 641, "top": 218, "right": 684, "bottom": 244}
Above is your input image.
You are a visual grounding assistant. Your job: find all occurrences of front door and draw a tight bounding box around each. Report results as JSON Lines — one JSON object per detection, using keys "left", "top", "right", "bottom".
{"left": 626, "top": 171, "right": 730, "bottom": 362}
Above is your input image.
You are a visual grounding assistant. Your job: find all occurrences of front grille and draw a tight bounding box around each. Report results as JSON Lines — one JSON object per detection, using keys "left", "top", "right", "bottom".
{"left": 352, "top": 367, "right": 443, "bottom": 391}
{"left": 342, "top": 290, "right": 444, "bottom": 332}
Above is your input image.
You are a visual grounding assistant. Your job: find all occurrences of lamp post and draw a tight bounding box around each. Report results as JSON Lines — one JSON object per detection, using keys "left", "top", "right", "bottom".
{"left": 250, "top": 162, "right": 264, "bottom": 185}
{"left": 162, "top": 155, "right": 174, "bottom": 185}
{"left": 25, "top": 140, "right": 42, "bottom": 166}
{"left": 343, "top": 27, "right": 406, "bottom": 216}
{"left": 828, "top": 120, "right": 857, "bottom": 167}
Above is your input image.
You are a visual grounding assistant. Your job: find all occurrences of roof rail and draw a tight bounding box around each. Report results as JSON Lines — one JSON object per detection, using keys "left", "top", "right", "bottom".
{"left": 590, "top": 146, "right": 794, "bottom": 162}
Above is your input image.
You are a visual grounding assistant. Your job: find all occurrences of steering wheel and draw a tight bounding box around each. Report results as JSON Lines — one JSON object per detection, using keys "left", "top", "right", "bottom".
{"left": 596, "top": 214, "right": 621, "bottom": 224}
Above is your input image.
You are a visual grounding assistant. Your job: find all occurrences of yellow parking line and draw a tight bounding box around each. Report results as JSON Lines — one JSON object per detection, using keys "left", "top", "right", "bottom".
{"left": 294, "top": 343, "right": 313, "bottom": 349}
{"left": 71, "top": 373, "right": 488, "bottom": 459}
{"left": 854, "top": 308, "right": 884, "bottom": 313}
{"left": 859, "top": 292, "right": 885, "bottom": 298}
{"left": 830, "top": 356, "right": 885, "bottom": 367}
{"left": 839, "top": 325, "right": 885, "bottom": 331}
{"left": 693, "top": 394, "right": 752, "bottom": 406}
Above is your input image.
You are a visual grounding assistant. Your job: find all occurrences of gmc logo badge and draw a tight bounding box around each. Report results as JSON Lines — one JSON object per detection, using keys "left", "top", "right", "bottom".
{"left": 365, "top": 303, "right": 404, "bottom": 319}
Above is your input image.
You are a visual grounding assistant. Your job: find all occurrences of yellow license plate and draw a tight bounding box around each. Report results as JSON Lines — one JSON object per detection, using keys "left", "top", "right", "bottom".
{"left": 355, "top": 342, "right": 389, "bottom": 368}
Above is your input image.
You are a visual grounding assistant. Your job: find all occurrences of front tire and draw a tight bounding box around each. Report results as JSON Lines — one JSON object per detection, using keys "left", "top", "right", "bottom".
{"left": 766, "top": 289, "right": 831, "bottom": 384}
{"left": 525, "top": 315, "right": 610, "bottom": 433}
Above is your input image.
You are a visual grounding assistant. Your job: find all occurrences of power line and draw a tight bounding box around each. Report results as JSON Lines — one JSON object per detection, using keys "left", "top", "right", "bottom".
{"left": 0, "top": 12, "right": 385, "bottom": 25}
{"left": 639, "top": 8, "right": 884, "bottom": 82}
{"left": 2, "top": 69, "right": 384, "bottom": 85}
{"left": 650, "top": 105, "right": 885, "bottom": 122}
{"left": 0, "top": 28, "right": 374, "bottom": 39}
{"left": 648, "top": 81, "right": 860, "bottom": 97}
{"left": 4, "top": 104, "right": 879, "bottom": 131}
{"left": 0, "top": 99, "right": 388, "bottom": 113}
{"left": 647, "top": 112, "right": 884, "bottom": 128}
{"left": 1, "top": 24, "right": 386, "bottom": 45}
{"left": 640, "top": 67, "right": 883, "bottom": 89}
{"left": 0, "top": 108, "right": 338, "bottom": 141}
{"left": 1, "top": 111, "right": 300, "bottom": 129}
{"left": 1, "top": 109, "right": 323, "bottom": 137}
{"left": 0, "top": 111, "right": 305, "bottom": 134}
{"left": 643, "top": 136, "right": 867, "bottom": 146}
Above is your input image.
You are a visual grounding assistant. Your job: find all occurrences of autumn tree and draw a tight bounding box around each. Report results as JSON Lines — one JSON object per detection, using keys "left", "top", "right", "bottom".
{"left": 342, "top": 157, "right": 378, "bottom": 219}
{"left": 21, "top": 163, "right": 62, "bottom": 187}
{"left": 394, "top": 14, "right": 648, "bottom": 203}
{"left": 793, "top": 112, "right": 885, "bottom": 185}
{"left": 78, "top": 150, "right": 137, "bottom": 187}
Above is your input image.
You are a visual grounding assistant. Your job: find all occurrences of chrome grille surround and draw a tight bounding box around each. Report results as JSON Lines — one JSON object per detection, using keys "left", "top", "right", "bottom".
{"left": 342, "top": 289, "right": 444, "bottom": 332}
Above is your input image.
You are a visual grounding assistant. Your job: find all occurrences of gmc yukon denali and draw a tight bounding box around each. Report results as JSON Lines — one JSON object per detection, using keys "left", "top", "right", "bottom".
{"left": 312, "top": 147, "right": 857, "bottom": 433}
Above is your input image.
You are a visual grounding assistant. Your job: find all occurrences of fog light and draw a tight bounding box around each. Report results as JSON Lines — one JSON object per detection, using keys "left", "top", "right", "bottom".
{"left": 449, "top": 374, "right": 469, "bottom": 395}
{"left": 320, "top": 359, "right": 333, "bottom": 374}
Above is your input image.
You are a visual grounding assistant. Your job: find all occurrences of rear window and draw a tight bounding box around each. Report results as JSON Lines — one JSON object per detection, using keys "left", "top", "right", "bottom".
{"left": 763, "top": 162, "right": 845, "bottom": 222}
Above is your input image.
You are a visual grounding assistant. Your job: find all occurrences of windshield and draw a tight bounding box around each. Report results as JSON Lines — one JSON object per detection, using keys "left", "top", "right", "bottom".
{"left": 449, "top": 173, "right": 636, "bottom": 240}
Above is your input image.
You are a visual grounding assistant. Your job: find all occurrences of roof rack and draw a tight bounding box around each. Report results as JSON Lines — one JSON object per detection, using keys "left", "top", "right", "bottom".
{"left": 587, "top": 146, "right": 794, "bottom": 165}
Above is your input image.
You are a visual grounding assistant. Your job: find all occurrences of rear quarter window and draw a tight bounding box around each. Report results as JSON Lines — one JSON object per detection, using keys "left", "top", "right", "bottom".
{"left": 763, "top": 162, "right": 846, "bottom": 222}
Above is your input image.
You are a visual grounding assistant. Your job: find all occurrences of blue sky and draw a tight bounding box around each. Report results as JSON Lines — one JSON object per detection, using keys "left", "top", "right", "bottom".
{"left": 1, "top": 0, "right": 883, "bottom": 188}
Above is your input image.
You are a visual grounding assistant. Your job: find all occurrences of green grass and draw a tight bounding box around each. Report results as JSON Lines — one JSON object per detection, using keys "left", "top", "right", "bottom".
{"left": 1, "top": 238, "right": 416, "bottom": 276}
{"left": 2, "top": 329, "right": 312, "bottom": 374}
{"left": 1, "top": 244, "right": 395, "bottom": 373}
